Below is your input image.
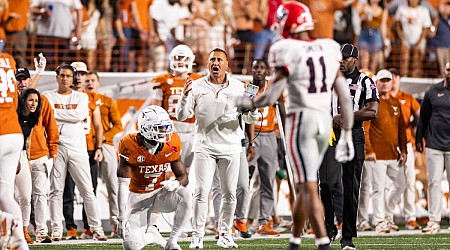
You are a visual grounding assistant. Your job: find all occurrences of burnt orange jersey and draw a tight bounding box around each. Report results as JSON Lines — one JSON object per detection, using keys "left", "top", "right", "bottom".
{"left": 118, "top": 132, "right": 182, "bottom": 193}
{"left": 0, "top": 53, "right": 20, "bottom": 135}
{"left": 83, "top": 91, "right": 101, "bottom": 151}
{"left": 119, "top": 0, "right": 134, "bottom": 28}
{"left": 246, "top": 81, "right": 277, "bottom": 132}
{"left": 152, "top": 73, "right": 203, "bottom": 123}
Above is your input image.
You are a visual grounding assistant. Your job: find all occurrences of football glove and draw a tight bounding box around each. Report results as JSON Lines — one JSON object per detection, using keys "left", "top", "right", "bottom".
{"left": 34, "top": 53, "right": 47, "bottom": 75}
{"left": 335, "top": 129, "right": 355, "bottom": 163}
{"left": 161, "top": 180, "right": 180, "bottom": 192}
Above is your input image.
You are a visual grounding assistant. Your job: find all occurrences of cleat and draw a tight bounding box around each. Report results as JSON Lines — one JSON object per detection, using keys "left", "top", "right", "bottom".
{"left": 80, "top": 229, "right": 93, "bottom": 239}
{"left": 189, "top": 236, "right": 203, "bottom": 249}
{"left": 66, "top": 228, "right": 78, "bottom": 240}
{"left": 256, "top": 223, "right": 280, "bottom": 236}
{"left": 217, "top": 234, "right": 238, "bottom": 248}
{"left": 233, "top": 220, "right": 251, "bottom": 238}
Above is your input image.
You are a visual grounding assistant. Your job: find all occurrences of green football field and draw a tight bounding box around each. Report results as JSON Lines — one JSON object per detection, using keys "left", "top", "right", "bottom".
{"left": 28, "top": 233, "right": 450, "bottom": 249}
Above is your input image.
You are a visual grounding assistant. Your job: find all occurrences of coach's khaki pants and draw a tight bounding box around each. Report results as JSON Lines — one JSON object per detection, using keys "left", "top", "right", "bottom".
{"left": 425, "top": 148, "right": 450, "bottom": 223}
{"left": 49, "top": 145, "right": 102, "bottom": 232}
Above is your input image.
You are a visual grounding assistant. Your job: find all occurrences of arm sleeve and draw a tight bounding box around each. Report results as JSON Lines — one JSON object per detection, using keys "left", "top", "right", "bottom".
{"left": 364, "top": 121, "right": 374, "bottom": 154}
{"left": 416, "top": 88, "right": 431, "bottom": 143}
{"left": 175, "top": 93, "right": 194, "bottom": 121}
{"left": 42, "top": 100, "right": 60, "bottom": 157}
{"left": 53, "top": 94, "right": 89, "bottom": 123}
{"left": 398, "top": 105, "right": 408, "bottom": 154}
{"left": 104, "top": 98, "right": 124, "bottom": 143}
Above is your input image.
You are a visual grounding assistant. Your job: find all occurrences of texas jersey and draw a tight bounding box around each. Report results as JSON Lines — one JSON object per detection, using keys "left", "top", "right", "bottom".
{"left": 245, "top": 81, "right": 277, "bottom": 132}
{"left": 0, "top": 53, "right": 19, "bottom": 135}
{"left": 118, "top": 132, "right": 182, "bottom": 193}
{"left": 268, "top": 38, "right": 342, "bottom": 114}
{"left": 152, "top": 72, "right": 202, "bottom": 123}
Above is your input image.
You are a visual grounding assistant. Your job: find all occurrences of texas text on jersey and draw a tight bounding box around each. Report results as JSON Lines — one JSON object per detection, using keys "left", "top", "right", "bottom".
{"left": 118, "top": 132, "right": 182, "bottom": 193}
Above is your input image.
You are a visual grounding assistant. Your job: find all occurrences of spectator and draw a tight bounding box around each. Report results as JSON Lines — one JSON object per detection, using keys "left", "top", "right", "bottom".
{"left": 97, "top": 0, "right": 116, "bottom": 72}
{"left": 85, "top": 71, "right": 122, "bottom": 238}
{"left": 0, "top": 47, "right": 29, "bottom": 250}
{"left": 427, "top": 0, "right": 450, "bottom": 75}
{"left": 395, "top": 0, "right": 432, "bottom": 77}
{"left": 357, "top": 0, "right": 389, "bottom": 73}
{"left": 5, "top": 0, "right": 29, "bottom": 67}
{"left": 364, "top": 69, "right": 407, "bottom": 234}
{"left": 15, "top": 88, "right": 42, "bottom": 245}
{"left": 176, "top": 48, "right": 257, "bottom": 249}
{"left": 387, "top": 67, "right": 422, "bottom": 230}
{"left": 135, "top": 0, "right": 154, "bottom": 72}
{"left": 80, "top": 0, "right": 102, "bottom": 70}
{"left": 415, "top": 62, "right": 450, "bottom": 234}
{"left": 0, "top": 0, "right": 8, "bottom": 41}
{"left": 337, "top": 43, "right": 379, "bottom": 249}
{"left": 42, "top": 64, "right": 107, "bottom": 241}
{"left": 301, "top": 0, "right": 357, "bottom": 39}
{"left": 30, "top": 0, "right": 83, "bottom": 68}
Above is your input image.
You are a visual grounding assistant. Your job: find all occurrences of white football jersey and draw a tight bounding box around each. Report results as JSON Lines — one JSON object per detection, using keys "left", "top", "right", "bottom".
{"left": 268, "top": 38, "right": 342, "bottom": 114}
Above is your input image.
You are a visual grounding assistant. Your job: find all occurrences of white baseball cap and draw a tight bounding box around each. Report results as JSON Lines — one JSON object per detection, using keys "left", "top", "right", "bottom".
{"left": 71, "top": 61, "right": 88, "bottom": 73}
{"left": 376, "top": 69, "right": 392, "bottom": 80}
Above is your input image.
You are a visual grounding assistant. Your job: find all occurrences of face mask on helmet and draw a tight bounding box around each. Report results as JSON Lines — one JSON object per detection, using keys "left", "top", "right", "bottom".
{"left": 169, "top": 45, "right": 195, "bottom": 73}
{"left": 273, "top": 2, "right": 314, "bottom": 39}
{"left": 138, "top": 106, "right": 174, "bottom": 145}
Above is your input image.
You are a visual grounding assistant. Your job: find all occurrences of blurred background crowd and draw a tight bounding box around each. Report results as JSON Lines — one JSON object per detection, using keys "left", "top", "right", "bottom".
{"left": 0, "top": 0, "right": 448, "bottom": 77}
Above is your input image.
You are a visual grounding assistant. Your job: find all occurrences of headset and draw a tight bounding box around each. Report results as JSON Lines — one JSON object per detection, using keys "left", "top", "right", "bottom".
{"left": 55, "top": 64, "right": 78, "bottom": 85}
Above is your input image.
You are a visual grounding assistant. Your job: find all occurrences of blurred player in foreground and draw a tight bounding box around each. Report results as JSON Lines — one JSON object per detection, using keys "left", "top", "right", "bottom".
{"left": 235, "top": 2, "right": 354, "bottom": 250}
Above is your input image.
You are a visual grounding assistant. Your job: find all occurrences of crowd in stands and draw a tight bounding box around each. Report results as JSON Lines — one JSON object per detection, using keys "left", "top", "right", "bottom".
{"left": 0, "top": 0, "right": 448, "bottom": 76}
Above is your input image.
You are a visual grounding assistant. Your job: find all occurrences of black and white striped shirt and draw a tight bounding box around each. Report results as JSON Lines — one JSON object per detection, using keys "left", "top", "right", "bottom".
{"left": 333, "top": 69, "right": 379, "bottom": 128}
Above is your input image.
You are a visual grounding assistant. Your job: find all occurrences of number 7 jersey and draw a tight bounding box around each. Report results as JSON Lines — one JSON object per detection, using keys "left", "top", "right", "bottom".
{"left": 268, "top": 38, "right": 342, "bottom": 114}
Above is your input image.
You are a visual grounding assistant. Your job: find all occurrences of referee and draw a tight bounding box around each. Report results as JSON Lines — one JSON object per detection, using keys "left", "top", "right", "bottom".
{"left": 333, "top": 44, "right": 379, "bottom": 250}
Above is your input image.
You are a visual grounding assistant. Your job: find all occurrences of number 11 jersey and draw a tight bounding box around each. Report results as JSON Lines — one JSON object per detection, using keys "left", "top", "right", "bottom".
{"left": 268, "top": 38, "right": 342, "bottom": 114}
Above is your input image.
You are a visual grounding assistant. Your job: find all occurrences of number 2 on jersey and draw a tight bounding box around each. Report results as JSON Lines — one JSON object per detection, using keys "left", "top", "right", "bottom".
{"left": 306, "top": 57, "right": 327, "bottom": 94}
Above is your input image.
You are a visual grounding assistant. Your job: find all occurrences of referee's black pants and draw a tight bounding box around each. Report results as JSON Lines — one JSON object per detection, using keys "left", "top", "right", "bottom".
{"left": 319, "top": 146, "right": 343, "bottom": 237}
{"left": 336, "top": 127, "right": 365, "bottom": 240}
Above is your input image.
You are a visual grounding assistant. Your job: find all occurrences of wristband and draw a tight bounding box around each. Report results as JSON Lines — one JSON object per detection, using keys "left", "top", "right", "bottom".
{"left": 96, "top": 147, "right": 103, "bottom": 151}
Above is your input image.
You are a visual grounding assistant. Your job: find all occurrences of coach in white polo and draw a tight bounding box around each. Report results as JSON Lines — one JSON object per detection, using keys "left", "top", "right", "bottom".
{"left": 42, "top": 64, "right": 107, "bottom": 241}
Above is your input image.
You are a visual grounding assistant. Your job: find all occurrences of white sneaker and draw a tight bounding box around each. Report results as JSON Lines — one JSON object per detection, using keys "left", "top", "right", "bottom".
{"left": 357, "top": 221, "right": 373, "bottom": 231}
{"left": 51, "top": 227, "right": 63, "bottom": 241}
{"left": 387, "top": 221, "right": 399, "bottom": 231}
{"left": 0, "top": 211, "right": 18, "bottom": 249}
{"left": 35, "top": 228, "right": 52, "bottom": 243}
{"left": 189, "top": 236, "right": 204, "bottom": 249}
{"left": 217, "top": 234, "right": 238, "bottom": 248}
{"left": 375, "top": 222, "right": 390, "bottom": 234}
{"left": 422, "top": 221, "right": 440, "bottom": 234}
{"left": 93, "top": 229, "right": 108, "bottom": 241}
{"left": 165, "top": 240, "right": 182, "bottom": 250}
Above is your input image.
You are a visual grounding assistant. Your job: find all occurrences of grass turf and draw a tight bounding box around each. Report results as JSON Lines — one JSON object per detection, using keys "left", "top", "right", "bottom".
{"left": 28, "top": 234, "right": 450, "bottom": 249}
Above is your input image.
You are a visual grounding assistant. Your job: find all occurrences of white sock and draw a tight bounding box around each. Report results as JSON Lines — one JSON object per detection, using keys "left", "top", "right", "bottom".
{"left": 315, "top": 236, "right": 330, "bottom": 246}
{"left": 290, "top": 236, "right": 301, "bottom": 245}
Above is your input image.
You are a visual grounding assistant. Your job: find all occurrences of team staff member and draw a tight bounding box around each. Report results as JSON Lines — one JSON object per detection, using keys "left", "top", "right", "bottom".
{"left": 85, "top": 71, "right": 122, "bottom": 237}
{"left": 176, "top": 48, "right": 257, "bottom": 249}
{"left": 416, "top": 62, "right": 450, "bottom": 234}
{"left": 364, "top": 69, "right": 407, "bottom": 234}
{"left": 42, "top": 64, "right": 107, "bottom": 241}
{"left": 387, "top": 68, "right": 421, "bottom": 230}
{"left": 0, "top": 50, "right": 29, "bottom": 249}
{"left": 335, "top": 43, "right": 379, "bottom": 249}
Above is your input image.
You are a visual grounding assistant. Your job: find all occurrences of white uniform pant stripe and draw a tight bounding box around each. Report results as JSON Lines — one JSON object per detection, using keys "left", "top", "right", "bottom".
{"left": 287, "top": 112, "right": 306, "bottom": 183}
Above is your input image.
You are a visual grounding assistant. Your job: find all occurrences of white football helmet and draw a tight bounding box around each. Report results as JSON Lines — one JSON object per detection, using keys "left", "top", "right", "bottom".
{"left": 138, "top": 106, "right": 174, "bottom": 143}
{"left": 169, "top": 45, "right": 195, "bottom": 73}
